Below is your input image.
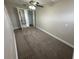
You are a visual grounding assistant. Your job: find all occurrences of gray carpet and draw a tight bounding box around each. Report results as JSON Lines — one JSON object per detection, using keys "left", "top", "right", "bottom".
{"left": 15, "top": 27, "right": 73, "bottom": 59}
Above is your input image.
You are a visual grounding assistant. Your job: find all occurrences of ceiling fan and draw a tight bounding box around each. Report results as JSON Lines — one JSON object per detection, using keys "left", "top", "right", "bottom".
{"left": 23, "top": 0, "right": 44, "bottom": 10}
{"left": 29, "top": 0, "right": 44, "bottom": 8}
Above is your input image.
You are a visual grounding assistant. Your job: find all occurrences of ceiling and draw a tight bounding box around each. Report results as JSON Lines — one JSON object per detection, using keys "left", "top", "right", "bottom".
{"left": 5, "top": 0, "right": 61, "bottom": 5}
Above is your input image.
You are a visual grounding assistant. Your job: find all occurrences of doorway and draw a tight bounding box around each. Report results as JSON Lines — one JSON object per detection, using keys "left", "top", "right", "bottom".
{"left": 17, "top": 8, "right": 35, "bottom": 29}
{"left": 28, "top": 10, "right": 33, "bottom": 27}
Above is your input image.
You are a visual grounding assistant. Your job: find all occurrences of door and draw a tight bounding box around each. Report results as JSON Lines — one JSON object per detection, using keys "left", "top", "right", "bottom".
{"left": 17, "top": 8, "right": 36, "bottom": 28}
{"left": 17, "top": 8, "right": 28, "bottom": 28}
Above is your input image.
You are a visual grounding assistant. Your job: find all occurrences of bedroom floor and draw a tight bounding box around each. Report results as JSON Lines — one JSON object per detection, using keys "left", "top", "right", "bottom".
{"left": 15, "top": 27, "right": 73, "bottom": 59}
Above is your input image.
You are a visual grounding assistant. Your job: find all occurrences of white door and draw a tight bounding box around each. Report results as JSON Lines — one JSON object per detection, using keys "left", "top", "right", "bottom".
{"left": 24, "top": 9, "right": 29, "bottom": 27}
{"left": 18, "top": 8, "right": 28, "bottom": 28}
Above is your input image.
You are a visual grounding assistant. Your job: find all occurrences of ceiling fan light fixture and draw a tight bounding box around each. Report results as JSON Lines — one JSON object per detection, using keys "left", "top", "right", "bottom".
{"left": 29, "top": 5, "right": 36, "bottom": 10}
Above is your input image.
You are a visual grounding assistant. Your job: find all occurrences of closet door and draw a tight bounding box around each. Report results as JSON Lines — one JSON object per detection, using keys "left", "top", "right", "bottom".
{"left": 24, "top": 9, "right": 29, "bottom": 27}
{"left": 17, "top": 8, "right": 27, "bottom": 28}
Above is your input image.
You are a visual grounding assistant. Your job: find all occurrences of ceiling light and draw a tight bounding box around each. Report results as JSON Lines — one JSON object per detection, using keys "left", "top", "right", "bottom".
{"left": 29, "top": 5, "right": 36, "bottom": 10}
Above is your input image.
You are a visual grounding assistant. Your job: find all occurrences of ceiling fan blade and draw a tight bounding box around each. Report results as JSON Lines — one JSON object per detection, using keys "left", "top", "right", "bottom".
{"left": 28, "top": 0, "right": 44, "bottom": 8}
{"left": 36, "top": 4, "right": 44, "bottom": 7}
{"left": 29, "top": 1, "right": 33, "bottom": 4}
{"left": 36, "top": 2, "right": 39, "bottom": 4}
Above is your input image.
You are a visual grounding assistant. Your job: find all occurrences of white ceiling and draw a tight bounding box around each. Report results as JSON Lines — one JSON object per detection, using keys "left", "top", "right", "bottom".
{"left": 5, "top": 0, "right": 61, "bottom": 5}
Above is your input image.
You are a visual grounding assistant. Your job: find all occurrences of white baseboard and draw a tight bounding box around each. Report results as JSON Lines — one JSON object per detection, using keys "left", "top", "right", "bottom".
{"left": 36, "top": 26, "right": 74, "bottom": 48}
{"left": 14, "top": 27, "right": 20, "bottom": 30}
{"left": 14, "top": 35, "right": 18, "bottom": 59}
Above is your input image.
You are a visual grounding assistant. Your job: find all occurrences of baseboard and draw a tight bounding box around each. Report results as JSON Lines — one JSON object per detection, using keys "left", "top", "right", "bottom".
{"left": 14, "top": 27, "right": 20, "bottom": 30}
{"left": 36, "top": 26, "right": 74, "bottom": 48}
{"left": 13, "top": 32, "right": 18, "bottom": 59}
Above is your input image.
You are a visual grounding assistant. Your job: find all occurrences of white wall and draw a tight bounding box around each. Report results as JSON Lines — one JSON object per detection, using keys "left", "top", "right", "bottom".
{"left": 5, "top": 3, "right": 20, "bottom": 29}
{"left": 36, "top": 0, "right": 74, "bottom": 46}
{"left": 4, "top": 6, "right": 18, "bottom": 59}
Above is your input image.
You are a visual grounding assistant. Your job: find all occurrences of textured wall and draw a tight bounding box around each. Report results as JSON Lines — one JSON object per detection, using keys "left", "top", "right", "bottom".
{"left": 36, "top": 0, "right": 74, "bottom": 45}
{"left": 4, "top": 6, "right": 18, "bottom": 59}
{"left": 5, "top": 3, "right": 20, "bottom": 29}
